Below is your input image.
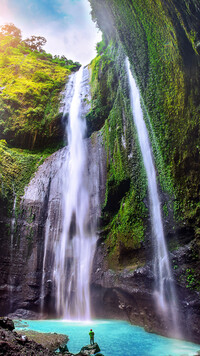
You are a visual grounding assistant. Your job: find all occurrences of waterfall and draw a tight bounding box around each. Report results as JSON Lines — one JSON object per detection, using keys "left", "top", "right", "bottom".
{"left": 41, "top": 67, "right": 97, "bottom": 320}
{"left": 10, "top": 193, "right": 17, "bottom": 264}
{"left": 126, "top": 58, "right": 180, "bottom": 334}
{"left": 8, "top": 193, "right": 17, "bottom": 310}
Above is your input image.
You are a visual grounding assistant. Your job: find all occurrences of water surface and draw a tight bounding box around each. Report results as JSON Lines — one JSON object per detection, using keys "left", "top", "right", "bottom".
{"left": 15, "top": 319, "right": 200, "bottom": 356}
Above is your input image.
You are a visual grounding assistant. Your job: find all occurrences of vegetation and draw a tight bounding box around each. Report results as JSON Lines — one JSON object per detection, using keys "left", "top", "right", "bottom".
{"left": 89, "top": 40, "right": 147, "bottom": 267}
{"left": 0, "top": 23, "right": 80, "bottom": 214}
{"left": 89, "top": 0, "right": 200, "bottom": 237}
{"left": 0, "top": 23, "right": 80, "bottom": 149}
{"left": 0, "top": 139, "right": 53, "bottom": 218}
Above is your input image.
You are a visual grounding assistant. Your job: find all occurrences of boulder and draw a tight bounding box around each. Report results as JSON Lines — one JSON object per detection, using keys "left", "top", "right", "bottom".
{"left": 59, "top": 342, "right": 69, "bottom": 353}
{"left": 0, "top": 317, "right": 15, "bottom": 331}
{"left": 79, "top": 343, "right": 101, "bottom": 355}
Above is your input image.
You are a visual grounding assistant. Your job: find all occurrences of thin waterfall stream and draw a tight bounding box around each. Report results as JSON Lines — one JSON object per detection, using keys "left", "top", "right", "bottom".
{"left": 126, "top": 58, "right": 180, "bottom": 335}
{"left": 41, "top": 67, "right": 97, "bottom": 320}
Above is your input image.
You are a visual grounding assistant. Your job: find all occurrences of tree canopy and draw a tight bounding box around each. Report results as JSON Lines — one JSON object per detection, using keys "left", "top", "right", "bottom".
{"left": 0, "top": 23, "right": 22, "bottom": 39}
{"left": 23, "top": 36, "right": 47, "bottom": 52}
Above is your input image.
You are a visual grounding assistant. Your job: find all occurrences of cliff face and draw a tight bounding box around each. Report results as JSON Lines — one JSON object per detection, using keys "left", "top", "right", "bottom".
{"left": 87, "top": 0, "right": 200, "bottom": 342}
{"left": 0, "top": 0, "right": 200, "bottom": 343}
{"left": 0, "top": 134, "right": 106, "bottom": 317}
{"left": 89, "top": 0, "right": 200, "bottom": 235}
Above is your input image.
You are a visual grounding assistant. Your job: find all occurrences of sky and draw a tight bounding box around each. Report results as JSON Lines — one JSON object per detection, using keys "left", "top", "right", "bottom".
{"left": 0, "top": 0, "right": 102, "bottom": 65}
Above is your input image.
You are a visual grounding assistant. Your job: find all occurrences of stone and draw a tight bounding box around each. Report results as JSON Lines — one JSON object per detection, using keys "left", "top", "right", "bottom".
{"left": 0, "top": 320, "right": 56, "bottom": 355}
{"left": 80, "top": 343, "right": 100, "bottom": 355}
{"left": 59, "top": 342, "right": 69, "bottom": 353}
{"left": 0, "top": 317, "right": 15, "bottom": 331}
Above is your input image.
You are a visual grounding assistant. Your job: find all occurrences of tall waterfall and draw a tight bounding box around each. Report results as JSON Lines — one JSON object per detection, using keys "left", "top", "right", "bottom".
{"left": 41, "top": 67, "right": 97, "bottom": 320}
{"left": 126, "top": 58, "right": 180, "bottom": 333}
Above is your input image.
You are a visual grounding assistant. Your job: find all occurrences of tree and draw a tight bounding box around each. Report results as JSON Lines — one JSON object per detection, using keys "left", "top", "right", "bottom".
{"left": 23, "top": 36, "right": 47, "bottom": 52}
{"left": 0, "top": 23, "right": 22, "bottom": 40}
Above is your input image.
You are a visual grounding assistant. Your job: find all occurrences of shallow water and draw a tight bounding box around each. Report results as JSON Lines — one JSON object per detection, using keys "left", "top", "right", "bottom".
{"left": 15, "top": 319, "right": 200, "bottom": 356}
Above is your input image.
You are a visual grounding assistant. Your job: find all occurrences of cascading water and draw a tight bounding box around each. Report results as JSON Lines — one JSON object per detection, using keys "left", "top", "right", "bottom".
{"left": 126, "top": 58, "right": 180, "bottom": 334}
{"left": 8, "top": 193, "right": 17, "bottom": 310}
{"left": 41, "top": 67, "right": 97, "bottom": 320}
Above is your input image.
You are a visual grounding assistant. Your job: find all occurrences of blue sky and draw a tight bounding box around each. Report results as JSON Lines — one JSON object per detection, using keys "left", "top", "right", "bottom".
{"left": 0, "top": 0, "right": 102, "bottom": 64}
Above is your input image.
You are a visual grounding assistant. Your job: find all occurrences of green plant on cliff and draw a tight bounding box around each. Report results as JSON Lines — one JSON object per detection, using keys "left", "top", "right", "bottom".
{"left": 0, "top": 24, "right": 81, "bottom": 215}
{"left": 89, "top": 0, "right": 200, "bottom": 236}
{"left": 0, "top": 23, "right": 80, "bottom": 149}
{"left": 89, "top": 40, "right": 148, "bottom": 267}
{"left": 0, "top": 139, "right": 53, "bottom": 214}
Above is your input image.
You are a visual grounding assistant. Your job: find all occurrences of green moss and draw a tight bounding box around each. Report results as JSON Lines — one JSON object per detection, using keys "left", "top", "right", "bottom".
{"left": 89, "top": 40, "right": 148, "bottom": 267}
{"left": 106, "top": 188, "right": 146, "bottom": 263}
{"left": 179, "top": 268, "right": 200, "bottom": 291}
{"left": 0, "top": 139, "right": 53, "bottom": 215}
{"left": 89, "top": 0, "right": 200, "bottom": 235}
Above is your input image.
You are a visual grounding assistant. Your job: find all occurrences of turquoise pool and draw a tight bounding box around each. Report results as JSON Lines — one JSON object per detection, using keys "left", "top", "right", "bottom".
{"left": 15, "top": 319, "right": 200, "bottom": 356}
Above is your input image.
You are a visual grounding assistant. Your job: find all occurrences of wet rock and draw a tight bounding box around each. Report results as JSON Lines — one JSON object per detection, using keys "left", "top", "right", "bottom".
{"left": 0, "top": 132, "right": 106, "bottom": 318}
{"left": 8, "top": 308, "right": 42, "bottom": 320}
{"left": 77, "top": 343, "right": 101, "bottom": 355}
{"left": 0, "top": 321, "right": 56, "bottom": 355}
{"left": 16, "top": 329, "right": 68, "bottom": 351}
{"left": 0, "top": 317, "right": 14, "bottom": 331}
{"left": 91, "top": 241, "right": 200, "bottom": 344}
{"left": 59, "top": 342, "right": 69, "bottom": 353}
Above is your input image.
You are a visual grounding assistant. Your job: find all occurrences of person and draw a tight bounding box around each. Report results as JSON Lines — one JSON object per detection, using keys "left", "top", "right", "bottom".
{"left": 89, "top": 329, "right": 95, "bottom": 345}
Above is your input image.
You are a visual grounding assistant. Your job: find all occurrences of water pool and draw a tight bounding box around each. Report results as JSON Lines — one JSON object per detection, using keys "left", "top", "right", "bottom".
{"left": 15, "top": 319, "right": 200, "bottom": 356}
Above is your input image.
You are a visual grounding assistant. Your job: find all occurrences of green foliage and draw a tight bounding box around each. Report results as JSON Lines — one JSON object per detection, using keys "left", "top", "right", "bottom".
{"left": 0, "top": 23, "right": 80, "bottom": 149}
{"left": 0, "top": 139, "right": 54, "bottom": 213}
{"left": 89, "top": 0, "right": 200, "bottom": 235}
{"left": 89, "top": 40, "right": 148, "bottom": 268}
{"left": 87, "top": 40, "right": 119, "bottom": 136}
{"left": 179, "top": 268, "right": 200, "bottom": 291}
{"left": 23, "top": 35, "right": 47, "bottom": 52}
{"left": 106, "top": 189, "right": 146, "bottom": 265}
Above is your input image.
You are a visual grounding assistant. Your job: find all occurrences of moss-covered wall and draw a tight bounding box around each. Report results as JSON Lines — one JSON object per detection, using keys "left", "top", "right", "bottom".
{"left": 88, "top": 40, "right": 147, "bottom": 267}
{"left": 89, "top": 0, "right": 200, "bottom": 237}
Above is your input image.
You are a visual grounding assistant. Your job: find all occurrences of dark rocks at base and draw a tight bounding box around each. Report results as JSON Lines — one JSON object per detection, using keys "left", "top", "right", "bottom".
{"left": 7, "top": 308, "right": 43, "bottom": 320}
{"left": 55, "top": 343, "right": 103, "bottom": 356}
{"left": 59, "top": 342, "right": 69, "bottom": 353}
{"left": 91, "top": 239, "right": 200, "bottom": 344}
{"left": 0, "top": 317, "right": 14, "bottom": 331}
{"left": 0, "top": 318, "right": 56, "bottom": 356}
{"left": 16, "top": 329, "right": 68, "bottom": 352}
{"left": 80, "top": 343, "right": 100, "bottom": 355}
{"left": 75, "top": 343, "right": 101, "bottom": 355}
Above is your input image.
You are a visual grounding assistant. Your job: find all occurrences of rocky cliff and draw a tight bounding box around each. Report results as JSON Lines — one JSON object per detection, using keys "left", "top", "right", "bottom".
{"left": 0, "top": 133, "right": 106, "bottom": 318}
{"left": 87, "top": 0, "right": 200, "bottom": 342}
{"left": 0, "top": 0, "right": 200, "bottom": 344}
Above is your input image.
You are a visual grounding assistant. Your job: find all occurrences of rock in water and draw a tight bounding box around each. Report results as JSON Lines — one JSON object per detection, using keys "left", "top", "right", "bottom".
{"left": 59, "top": 342, "right": 69, "bottom": 353}
{"left": 79, "top": 343, "right": 100, "bottom": 355}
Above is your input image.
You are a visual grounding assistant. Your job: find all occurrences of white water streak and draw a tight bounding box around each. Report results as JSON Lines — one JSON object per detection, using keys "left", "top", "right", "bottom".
{"left": 126, "top": 58, "right": 179, "bottom": 333}
{"left": 53, "top": 67, "right": 97, "bottom": 320}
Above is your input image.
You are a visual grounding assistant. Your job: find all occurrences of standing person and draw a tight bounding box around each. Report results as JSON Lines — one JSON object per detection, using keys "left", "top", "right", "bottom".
{"left": 89, "top": 329, "right": 95, "bottom": 345}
